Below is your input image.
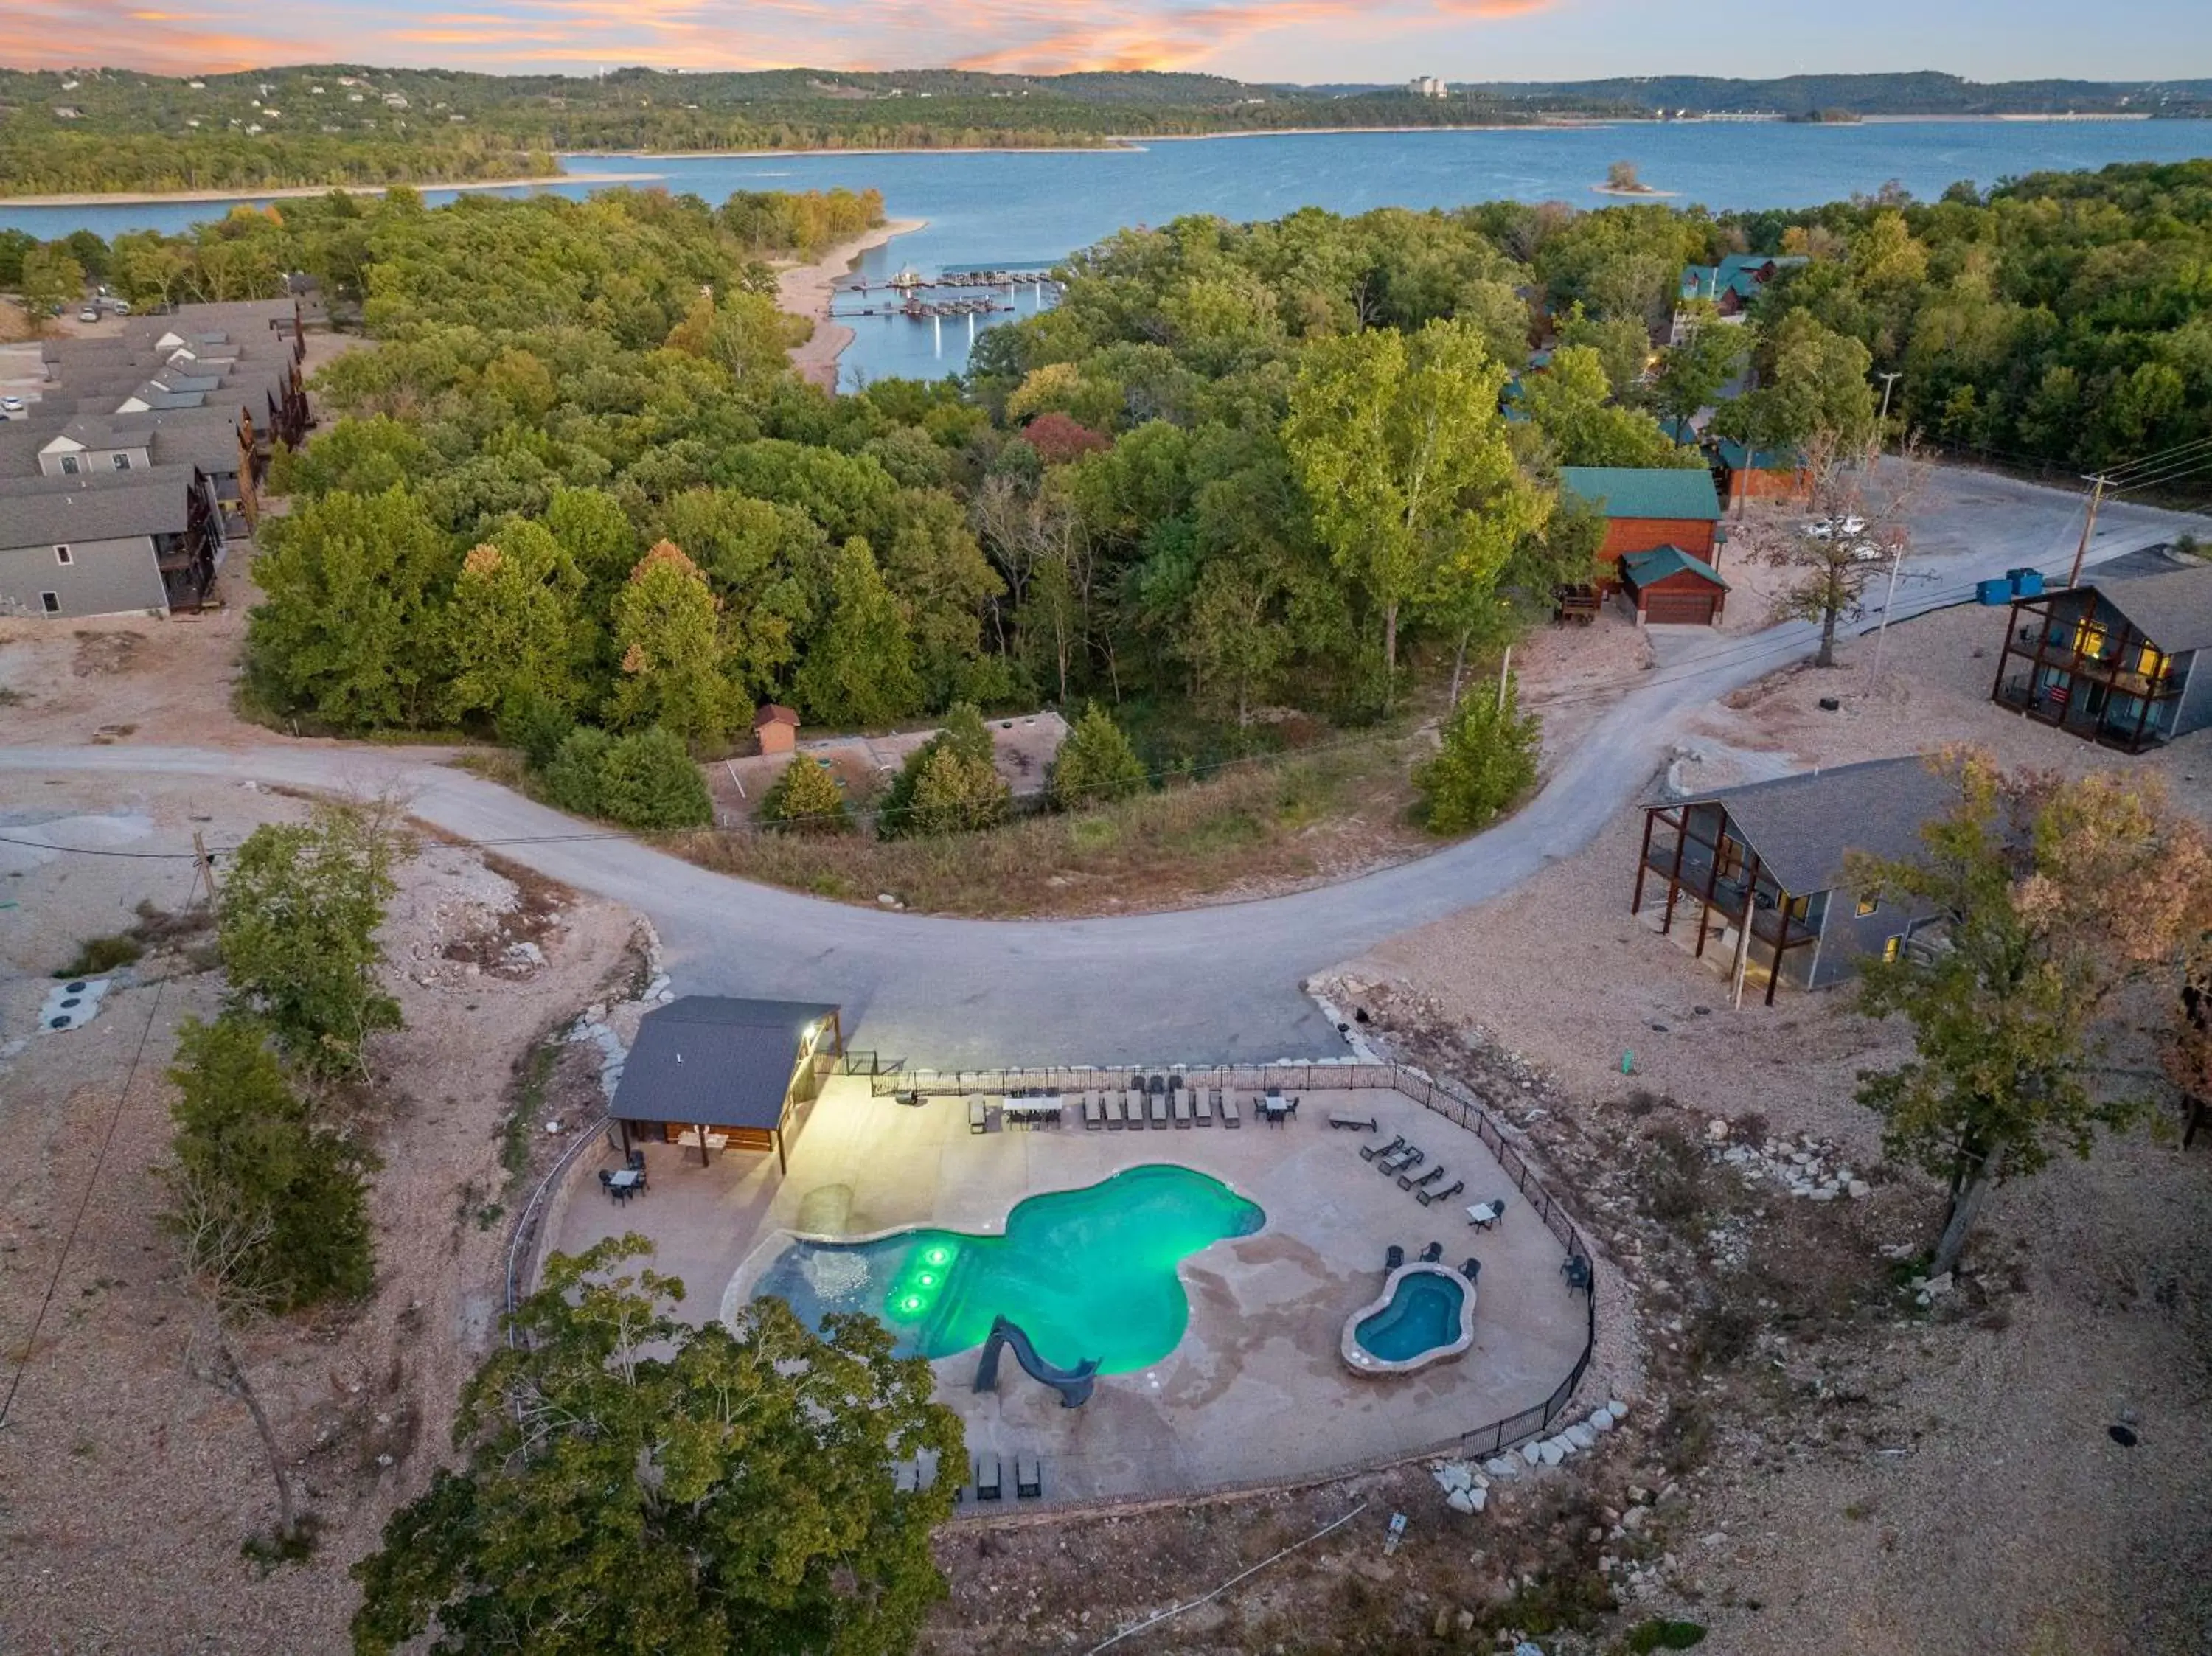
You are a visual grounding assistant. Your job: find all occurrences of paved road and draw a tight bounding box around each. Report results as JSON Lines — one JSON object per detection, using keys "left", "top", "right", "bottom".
{"left": 4, "top": 467, "right": 2204, "bottom": 1065}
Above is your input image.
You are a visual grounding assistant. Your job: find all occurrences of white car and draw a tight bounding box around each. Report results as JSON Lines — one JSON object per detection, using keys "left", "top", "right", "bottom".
{"left": 1802, "top": 514, "right": 1868, "bottom": 540}
{"left": 1848, "top": 540, "right": 1888, "bottom": 562}
{"left": 0, "top": 394, "right": 23, "bottom": 415}
{"left": 110, "top": 299, "right": 131, "bottom": 315}
{"left": 78, "top": 308, "right": 99, "bottom": 324}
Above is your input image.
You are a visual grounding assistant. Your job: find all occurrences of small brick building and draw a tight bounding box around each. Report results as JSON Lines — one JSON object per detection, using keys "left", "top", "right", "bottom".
{"left": 754, "top": 703, "right": 799, "bottom": 756}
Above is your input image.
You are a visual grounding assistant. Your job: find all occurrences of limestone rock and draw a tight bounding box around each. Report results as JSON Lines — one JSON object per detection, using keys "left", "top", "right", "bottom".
{"left": 1587, "top": 1409, "right": 1615, "bottom": 1433}
{"left": 1538, "top": 1438, "right": 1566, "bottom": 1467}
{"left": 1446, "top": 1488, "right": 1478, "bottom": 1515}
{"left": 1485, "top": 1457, "right": 1520, "bottom": 1480}
{"left": 1607, "top": 1399, "right": 1630, "bottom": 1422}
{"left": 1521, "top": 1440, "right": 1544, "bottom": 1466}
{"left": 1848, "top": 1179, "right": 1872, "bottom": 1199}
{"left": 1565, "top": 1424, "right": 1597, "bottom": 1451}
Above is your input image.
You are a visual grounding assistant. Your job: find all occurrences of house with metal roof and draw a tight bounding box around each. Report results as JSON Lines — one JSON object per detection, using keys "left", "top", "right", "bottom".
{"left": 1989, "top": 546, "right": 2212, "bottom": 752}
{"left": 1713, "top": 438, "right": 1812, "bottom": 507}
{"left": 1632, "top": 756, "right": 1955, "bottom": 1003}
{"left": 0, "top": 469, "right": 228, "bottom": 619}
{"left": 1559, "top": 463, "right": 1726, "bottom": 596}
{"left": 1618, "top": 546, "right": 1729, "bottom": 627}
{"left": 1677, "top": 254, "right": 1809, "bottom": 314}
{"left": 609, "top": 997, "right": 845, "bottom": 1172}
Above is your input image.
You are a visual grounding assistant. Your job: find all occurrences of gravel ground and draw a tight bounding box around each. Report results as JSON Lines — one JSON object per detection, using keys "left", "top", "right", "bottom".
{"left": 0, "top": 779, "right": 635, "bottom": 1653}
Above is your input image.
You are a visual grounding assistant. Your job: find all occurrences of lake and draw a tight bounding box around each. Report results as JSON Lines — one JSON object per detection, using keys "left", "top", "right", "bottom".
{"left": 7, "top": 119, "right": 2208, "bottom": 387}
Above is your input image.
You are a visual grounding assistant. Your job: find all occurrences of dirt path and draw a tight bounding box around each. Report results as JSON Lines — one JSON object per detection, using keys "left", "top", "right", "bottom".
{"left": 778, "top": 218, "right": 928, "bottom": 391}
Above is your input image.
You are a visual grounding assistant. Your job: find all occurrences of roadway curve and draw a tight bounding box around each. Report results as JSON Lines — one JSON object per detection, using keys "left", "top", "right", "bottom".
{"left": 4, "top": 468, "right": 2202, "bottom": 1065}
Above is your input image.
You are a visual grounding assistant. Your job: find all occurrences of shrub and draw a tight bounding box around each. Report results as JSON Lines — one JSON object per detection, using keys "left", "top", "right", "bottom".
{"left": 1049, "top": 704, "right": 1148, "bottom": 811}
{"left": 498, "top": 689, "right": 576, "bottom": 770}
{"left": 597, "top": 727, "right": 712, "bottom": 830}
{"left": 908, "top": 745, "right": 1011, "bottom": 837}
{"left": 877, "top": 703, "right": 997, "bottom": 838}
{"left": 55, "top": 934, "right": 143, "bottom": 978}
{"left": 1413, "top": 673, "right": 1540, "bottom": 835}
{"left": 542, "top": 726, "right": 614, "bottom": 815}
{"left": 759, "top": 754, "right": 853, "bottom": 834}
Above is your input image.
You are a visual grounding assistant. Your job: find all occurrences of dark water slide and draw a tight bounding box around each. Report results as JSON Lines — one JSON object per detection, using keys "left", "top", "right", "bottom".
{"left": 971, "top": 1315, "right": 1099, "bottom": 1408}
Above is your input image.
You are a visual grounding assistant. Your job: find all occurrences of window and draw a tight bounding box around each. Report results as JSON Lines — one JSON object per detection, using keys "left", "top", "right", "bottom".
{"left": 111, "top": 452, "right": 131, "bottom": 471}
{"left": 60, "top": 454, "right": 81, "bottom": 475}
{"left": 40, "top": 592, "right": 61, "bottom": 615}
{"left": 1856, "top": 894, "right": 1880, "bottom": 917}
{"left": 1882, "top": 936, "right": 1902, "bottom": 963}
{"left": 54, "top": 545, "right": 72, "bottom": 566}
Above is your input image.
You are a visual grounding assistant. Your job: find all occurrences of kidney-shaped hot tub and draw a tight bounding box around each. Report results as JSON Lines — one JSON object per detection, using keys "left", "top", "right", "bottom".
{"left": 1342, "top": 1262, "right": 1477, "bottom": 1376}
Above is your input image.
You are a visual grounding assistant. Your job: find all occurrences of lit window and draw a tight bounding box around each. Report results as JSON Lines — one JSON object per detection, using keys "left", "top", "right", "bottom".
{"left": 1882, "top": 936, "right": 1902, "bottom": 962}
{"left": 1856, "top": 894, "right": 1880, "bottom": 917}
{"left": 41, "top": 591, "right": 61, "bottom": 614}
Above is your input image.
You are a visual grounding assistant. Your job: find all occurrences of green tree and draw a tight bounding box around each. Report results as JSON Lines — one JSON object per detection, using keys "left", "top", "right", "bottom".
{"left": 1049, "top": 704, "right": 1148, "bottom": 810}
{"left": 1650, "top": 309, "right": 1746, "bottom": 430}
{"left": 247, "top": 486, "right": 456, "bottom": 730}
{"left": 216, "top": 802, "right": 404, "bottom": 1082}
{"left": 1283, "top": 317, "right": 1523, "bottom": 683}
{"left": 163, "top": 1015, "right": 375, "bottom": 1312}
{"left": 351, "top": 1238, "right": 964, "bottom": 1656}
{"left": 1520, "top": 345, "right": 1695, "bottom": 468}
{"left": 877, "top": 704, "right": 994, "bottom": 838}
{"left": 444, "top": 523, "right": 592, "bottom": 724}
{"left": 1853, "top": 756, "right": 2212, "bottom": 1277}
{"left": 793, "top": 537, "right": 923, "bottom": 728}
{"left": 759, "top": 754, "right": 854, "bottom": 834}
{"left": 1413, "top": 672, "right": 1540, "bottom": 835}
{"left": 1181, "top": 558, "right": 1292, "bottom": 728}
{"left": 18, "top": 244, "right": 84, "bottom": 316}
{"left": 595, "top": 728, "right": 712, "bottom": 830}
{"left": 610, "top": 542, "right": 745, "bottom": 748}
{"left": 908, "top": 744, "right": 1010, "bottom": 838}
{"left": 1555, "top": 304, "right": 1655, "bottom": 400}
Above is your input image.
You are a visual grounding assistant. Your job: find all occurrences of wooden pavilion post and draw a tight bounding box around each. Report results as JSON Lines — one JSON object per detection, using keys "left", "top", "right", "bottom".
{"left": 1663, "top": 806, "right": 1690, "bottom": 936}
{"left": 1632, "top": 808, "right": 1656, "bottom": 914}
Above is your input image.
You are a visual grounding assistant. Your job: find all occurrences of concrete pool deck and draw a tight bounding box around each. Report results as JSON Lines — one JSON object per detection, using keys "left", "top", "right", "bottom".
{"left": 549, "top": 1077, "right": 1591, "bottom": 1503}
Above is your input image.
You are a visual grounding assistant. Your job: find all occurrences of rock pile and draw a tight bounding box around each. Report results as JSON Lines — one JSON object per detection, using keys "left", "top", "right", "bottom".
{"left": 564, "top": 924, "right": 673, "bottom": 1101}
{"left": 1713, "top": 1126, "right": 1871, "bottom": 1201}
{"left": 1429, "top": 1399, "right": 1630, "bottom": 1516}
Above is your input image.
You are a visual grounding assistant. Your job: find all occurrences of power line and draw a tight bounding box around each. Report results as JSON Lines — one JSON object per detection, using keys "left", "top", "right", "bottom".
{"left": 2106, "top": 433, "right": 2212, "bottom": 483}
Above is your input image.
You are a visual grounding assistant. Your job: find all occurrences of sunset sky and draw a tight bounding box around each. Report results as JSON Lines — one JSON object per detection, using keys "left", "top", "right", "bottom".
{"left": 1, "top": 0, "right": 2202, "bottom": 83}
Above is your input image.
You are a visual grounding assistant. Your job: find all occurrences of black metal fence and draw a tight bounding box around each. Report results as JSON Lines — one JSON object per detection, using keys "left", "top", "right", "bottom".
{"left": 877, "top": 1059, "right": 1601, "bottom": 1476}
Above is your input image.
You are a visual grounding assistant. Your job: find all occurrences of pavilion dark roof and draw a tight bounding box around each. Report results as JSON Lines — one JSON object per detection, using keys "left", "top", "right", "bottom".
{"left": 1674, "top": 755, "right": 1955, "bottom": 896}
{"left": 611, "top": 996, "right": 838, "bottom": 1132}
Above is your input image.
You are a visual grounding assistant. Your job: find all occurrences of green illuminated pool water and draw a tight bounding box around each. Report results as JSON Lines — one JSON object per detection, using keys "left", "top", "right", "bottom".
{"left": 756, "top": 1165, "right": 1265, "bottom": 1374}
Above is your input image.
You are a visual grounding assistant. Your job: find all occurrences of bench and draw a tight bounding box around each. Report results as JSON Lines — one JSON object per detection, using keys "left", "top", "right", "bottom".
{"left": 1327, "top": 1111, "right": 1379, "bottom": 1133}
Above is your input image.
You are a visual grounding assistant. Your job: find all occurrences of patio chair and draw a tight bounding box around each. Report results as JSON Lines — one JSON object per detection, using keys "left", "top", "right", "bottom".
{"left": 1385, "top": 1244, "right": 1405, "bottom": 1271}
{"left": 1148, "top": 1074, "right": 1166, "bottom": 1097}
{"left": 1562, "top": 1254, "right": 1593, "bottom": 1296}
{"left": 1221, "top": 1093, "right": 1242, "bottom": 1129}
{"left": 1102, "top": 1091, "right": 1125, "bottom": 1130}
{"left": 1193, "top": 1088, "right": 1214, "bottom": 1126}
{"left": 1329, "top": 1110, "right": 1379, "bottom": 1133}
{"left": 599, "top": 1169, "right": 618, "bottom": 1201}
{"left": 968, "top": 1097, "right": 987, "bottom": 1135}
{"left": 1401, "top": 1164, "right": 1445, "bottom": 1193}
{"left": 1418, "top": 1179, "right": 1464, "bottom": 1208}
{"left": 1418, "top": 1241, "right": 1443, "bottom": 1264}
{"left": 627, "top": 1149, "right": 645, "bottom": 1172}
{"left": 1461, "top": 1257, "right": 1481, "bottom": 1283}
{"left": 1148, "top": 1090, "right": 1169, "bottom": 1130}
{"left": 1380, "top": 1145, "right": 1423, "bottom": 1176}
{"left": 1361, "top": 1133, "right": 1406, "bottom": 1164}
{"left": 974, "top": 1453, "right": 1003, "bottom": 1502}
{"left": 1171, "top": 1091, "right": 1192, "bottom": 1127}
{"left": 1015, "top": 1455, "right": 1043, "bottom": 1500}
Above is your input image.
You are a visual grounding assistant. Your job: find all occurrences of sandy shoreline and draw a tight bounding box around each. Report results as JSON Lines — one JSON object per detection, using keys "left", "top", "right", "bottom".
{"left": 776, "top": 217, "right": 926, "bottom": 392}
{"left": 0, "top": 171, "right": 665, "bottom": 209}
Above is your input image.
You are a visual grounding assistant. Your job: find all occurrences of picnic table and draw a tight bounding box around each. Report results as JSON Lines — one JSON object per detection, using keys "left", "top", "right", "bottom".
{"left": 1257, "top": 1093, "right": 1298, "bottom": 1127}
{"left": 1466, "top": 1200, "right": 1503, "bottom": 1230}
{"left": 1003, "top": 1095, "right": 1065, "bottom": 1127}
{"left": 610, "top": 1168, "right": 643, "bottom": 1193}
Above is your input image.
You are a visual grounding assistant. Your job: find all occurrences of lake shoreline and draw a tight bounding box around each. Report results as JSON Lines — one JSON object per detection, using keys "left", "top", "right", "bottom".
{"left": 0, "top": 172, "right": 666, "bottom": 209}
{"left": 777, "top": 218, "right": 928, "bottom": 392}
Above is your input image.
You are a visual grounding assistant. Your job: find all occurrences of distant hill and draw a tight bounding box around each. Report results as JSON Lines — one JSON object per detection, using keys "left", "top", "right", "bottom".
{"left": 1464, "top": 72, "right": 2212, "bottom": 116}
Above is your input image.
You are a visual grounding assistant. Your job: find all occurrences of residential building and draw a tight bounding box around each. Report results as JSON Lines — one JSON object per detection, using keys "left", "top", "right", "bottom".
{"left": 1671, "top": 254, "right": 1808, "bottom": 341}
{"left": 609, "top": 998, "right": 845, "bottom": 1173}
{"left": 1559, "top": 465, "right": 1725, "bottom": 567}
{"left": 1988, "top": 545, "right": 2212, "bottom": 751}
{"left": 1714, "top": 438, "right": 1812, "bottom": 507}
{"left": 0, "top": 470, "right": 227, "bottom": 619}
{"left": 1632, "top": 756, "right": 1955, "bottom": 1003}
{"left": 1618, "top": 546, "right": 1729, "bottom": 626}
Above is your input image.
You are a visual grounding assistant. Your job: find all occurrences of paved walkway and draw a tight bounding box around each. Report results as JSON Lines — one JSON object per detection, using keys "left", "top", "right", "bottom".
{"left": 2, "top": 465, "right": 2204, "bottom": 1063}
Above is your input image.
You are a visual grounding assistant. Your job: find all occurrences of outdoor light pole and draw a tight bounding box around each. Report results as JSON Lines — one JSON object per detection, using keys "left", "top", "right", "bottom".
{"left": 1874, "top": 372, "right": 1902, "bottom": 462}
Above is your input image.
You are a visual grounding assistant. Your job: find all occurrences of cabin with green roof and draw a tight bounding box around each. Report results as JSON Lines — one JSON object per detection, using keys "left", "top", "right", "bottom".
{"left": 1559, "top": 465, "right": 1725, "bottom": 568}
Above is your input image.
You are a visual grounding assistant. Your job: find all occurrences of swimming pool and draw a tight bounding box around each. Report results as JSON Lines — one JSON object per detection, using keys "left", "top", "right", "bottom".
{"left": 1343, "top": 1264, "right": 1476, "bottom": 1375}
{"left": 754, "top": 1164, "right": 1265, "bottom": 1374}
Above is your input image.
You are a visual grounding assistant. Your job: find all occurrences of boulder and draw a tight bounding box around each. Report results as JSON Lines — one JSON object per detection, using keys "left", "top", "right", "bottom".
{"left": 1706, "top": 1118, "right": 1731, "bottom": 1141}
{"left": 1848, "top": 1180, "right": 1872, "bottom": 1200}
{"left": 1446, "top": 1489, "right": 1478, "bottom": 1515}
{"left": 1587, "top": 1409, "right": 1614, "bottom": 1433}
{"left": 1607, "top": 1399, "right": 1630, "bottom": 1422}
{"left": 1538, "top": 1438, "right": 1567, "bottom": 1467}
{"left": 1436, "top": 1462, "right": 1474, "bottom": 1493}
{"left": 1565, "top": 1424, "right": 1598, "bottom": 1451}
{"left": 1521, "top": 1441, "right": 1545, "bottom": 1466}
{"left": 1466, "top": 1487, "right": 1487, "bottom": 1513}
{"left": 1484, "top": 1457, "right": 1520, "bottom": 1481}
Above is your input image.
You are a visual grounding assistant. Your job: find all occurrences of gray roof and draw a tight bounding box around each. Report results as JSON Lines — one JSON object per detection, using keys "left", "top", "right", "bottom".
{"left": 0, "top": 473, "right": 191, "bottom": 549}
{"left": 610, "top": 996, "right": 839, "bottom": 1132}
{"left": 1677, "top": 755, "right": 1958, "bottom": 895}
{"left": 2090, "top": 554, "right": 2212, "bottom": 655}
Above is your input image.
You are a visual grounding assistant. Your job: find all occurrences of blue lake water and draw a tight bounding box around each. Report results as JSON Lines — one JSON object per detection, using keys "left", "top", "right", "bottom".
{"left": 8, "top": 119, "right": 2206, "bottom": 388}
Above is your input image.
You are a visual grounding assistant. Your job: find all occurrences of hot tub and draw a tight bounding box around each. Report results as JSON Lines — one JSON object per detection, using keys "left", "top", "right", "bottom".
{"left": 1342, "top": 1263, "right": 1476, "bottom": 1375}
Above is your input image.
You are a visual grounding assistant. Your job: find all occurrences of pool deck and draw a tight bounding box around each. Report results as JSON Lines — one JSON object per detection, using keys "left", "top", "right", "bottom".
{"left": 549, "top": 1077, "right": 1590, "bottom": 1504}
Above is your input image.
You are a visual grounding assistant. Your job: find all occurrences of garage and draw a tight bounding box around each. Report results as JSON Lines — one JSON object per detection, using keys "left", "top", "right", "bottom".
{"left": 1620, "top": 546, "right": 1727, "bottom": 627}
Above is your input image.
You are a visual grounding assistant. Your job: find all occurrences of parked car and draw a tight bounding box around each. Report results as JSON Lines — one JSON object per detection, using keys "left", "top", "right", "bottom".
{"left": 0, "top": 394, "right": 24, "bottom": 417}
{"left": 1802, "top": 514, "right": 1868, "bottom": 540}
{"left": 110, "top": 299, "right": 131, "bottom": 315}
{"left": 1848, "top": 540, "right": 1888, "bottom": 562}
{"left": 77, "top": 307, "right": 100, "bottom": 323}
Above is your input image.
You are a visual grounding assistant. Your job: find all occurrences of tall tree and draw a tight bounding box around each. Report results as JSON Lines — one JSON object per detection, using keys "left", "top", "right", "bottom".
{"left": 1853, "top": 756, "right": 2212, "bottom": 1276}
{"left": 1743, "top": 437, "right": 1927, "bottom": 667}
{"left": 793, "top": 537, "right": 922, "bottom": 728}
{"left": 216, "top": 801, "right": 405, "bottom": 1082}
{"left": 351, "top": 1239, "right": 964, "bottom": 1656}
{"left": 1049, "top": 703, "right": 1148, "bottom": 810}
{"left": 609, "top": 542, "right": 745, "bottom": 747}
{"left": 1282, "top": 317, "right": 1523, "bottom": 684}
{"left": 443, "top": 522, "right": 593, "bottom": 724}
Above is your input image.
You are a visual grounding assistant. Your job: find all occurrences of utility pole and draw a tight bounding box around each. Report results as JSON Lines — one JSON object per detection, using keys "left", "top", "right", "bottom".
{"left": 1874, "top": 372, "right": 1902, "bottom": 465}
{"left": 2067, "top": 473, "right": 2108, "bottom": 588}
{"left": 1868, "top": 539, "right": 1907, "bottom": 686}
{"left": 1495, "top": 645, "right": 1512, "bottom": 713}
{"left": 188, "top": 831, "right": 220, "bottom": 908}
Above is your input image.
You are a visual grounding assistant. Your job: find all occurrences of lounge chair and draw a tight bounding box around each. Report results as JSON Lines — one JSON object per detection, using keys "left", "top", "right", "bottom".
{"left": 1461, "top": 1257, "right": 1481, "bottom": 1283}
{"left": 1221, "top": 1093, "right": 1242, "bottom": 1128}
{"left": 1418, "top": 1241, "right": 1443, "bottom": 1264}
{"left": 1193, "top": 1089, "right": 1214, "bottom": 1126}
{"left": 1102, "top": 1091, "right": 1124, "bottom": 1130}
{"left": 1148, "top": 1090, "right": 1169, "bottom": 1130}
{"left": 1401, "top": 1164, "right": 1446, "bottom": 1192}
{"left": 974, "top": 1453, "right": 1003, "bottom": 1501}
{"left": 1385, "top": 1244, "right": 1405, "bottom": 1271}
{"left": 1171, "top": 1091, "right": 1192, "bottom": 1128}
{"left": 1361, "top": 1133, "right": 1406, "bottom": 1164}
{"left": 1328, "top": 1110, "right": 1379, "bottom": 1133}
{"left": 968, "top": 1096, "right": 988, "bottom": 1135}
{"left": 1082, "top": 1094, "right": 1104, "bottom": 1131}
{"left": 1418, "top": 1179, "right": 1464, "bottom": 1208}
{"left": 1015, "top": 1455, "right": 1042, "bottom": 1500}
{"left": 1379, "top": 1146, "right": 1423, "bottom": 1176}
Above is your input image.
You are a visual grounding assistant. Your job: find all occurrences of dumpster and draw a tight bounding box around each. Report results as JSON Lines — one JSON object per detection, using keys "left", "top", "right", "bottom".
{"left": 1976, "top": 577, "right": 2013, "bottom": 605}
{"left": 2009, "top": 568, "right": 2045, "bottom": 599}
